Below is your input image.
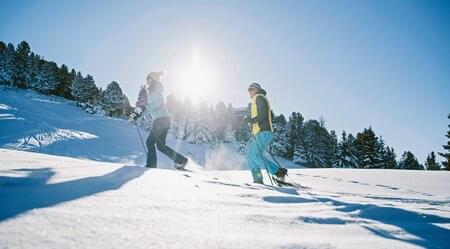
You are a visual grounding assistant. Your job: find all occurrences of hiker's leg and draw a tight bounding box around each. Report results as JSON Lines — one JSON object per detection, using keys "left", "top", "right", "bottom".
{"left": 156, "top": 117, "right": 187, "bottom": 165}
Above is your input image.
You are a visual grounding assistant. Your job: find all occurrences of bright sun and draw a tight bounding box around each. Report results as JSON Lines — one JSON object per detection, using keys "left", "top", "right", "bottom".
{"left": 176, "top": 46, "right": 218, "bottom": 103}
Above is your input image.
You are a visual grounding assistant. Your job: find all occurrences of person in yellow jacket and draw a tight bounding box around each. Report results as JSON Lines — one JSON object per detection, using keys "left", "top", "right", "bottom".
{"left": 246, "top": 83, "right": 287, "bottom": 184}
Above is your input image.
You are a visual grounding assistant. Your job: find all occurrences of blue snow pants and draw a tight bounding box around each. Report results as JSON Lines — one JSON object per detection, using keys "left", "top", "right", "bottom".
{"left": 246, "top": 131, "right": 279, "bottom": 183}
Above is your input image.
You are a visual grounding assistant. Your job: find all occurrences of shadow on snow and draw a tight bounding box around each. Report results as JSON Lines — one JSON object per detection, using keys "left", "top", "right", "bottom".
{"left": 0, "top": 166, "right": 146, "bottom": 222}
{"left": 306, "top": 195, "right": 449, "bottom": 248}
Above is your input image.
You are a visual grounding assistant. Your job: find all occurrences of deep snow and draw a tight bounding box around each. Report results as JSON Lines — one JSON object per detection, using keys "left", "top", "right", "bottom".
{"left": 1, "top": 89, "right": 449, "bottom": 249}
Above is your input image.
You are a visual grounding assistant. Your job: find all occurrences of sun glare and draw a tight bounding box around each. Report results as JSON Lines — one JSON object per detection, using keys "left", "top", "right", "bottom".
{"left": 175, "top": 46, "right": 218, "bottom": 103}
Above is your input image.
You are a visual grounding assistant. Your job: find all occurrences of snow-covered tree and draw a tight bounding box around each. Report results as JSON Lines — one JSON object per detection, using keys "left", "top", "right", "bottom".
{"left": 354, "top": 127, "right": 383, "bottom": 168}
{"left": 54, "top": 64, "right": 74, "bottom": 99}
{"left": 438, "top": 114, "right": 450, "bottom": 170}
{"left": 293, "top": 119, "right": 331, "bottom": 168}
{"left": 25, "top": 53, "right": 39, "bottom": 88}
{"left": 183, "top": 114, "right": 214, "bottom": 144}
{"left": 0, "top": 43, "right": 15, "bottom": 86}
{"left": 287, "top": 112, "right": 304, "bottom": 159}
{"left": 337, "top": 131, "right": 359, "bottom": 168}
{"left": 13, "top": 41, "right": 31, "bottom": 88}
{"left": 270, "top": 114, "right": 289, "bottom": 158}
{"left": 398, "top": 151, "right": 423, "bottom": 170}
{"left": 102, "top": 81, "right": 129, "bottom": 117}
{"left": 33, "top": 60, "right": 59, "bottom": 94}
{"left": 71, "top": 72, "right": 98, "bottom": 103}
{"left": 374, "top": 137, "right": 390, "bottom": 169}
{"left": 211, "top": 102, "right": 234, "bottom": 142}
{"left": 425, "top": 151, "right": 441, "bottom": 171}
{"left": 0, "top": 41, "right": 5, "bottom": 53}
{"left": 383, "top": 146, "right": 397, "bottom": 169}
{"left": 326, "top": 130, "right": 339, "bottom": 167}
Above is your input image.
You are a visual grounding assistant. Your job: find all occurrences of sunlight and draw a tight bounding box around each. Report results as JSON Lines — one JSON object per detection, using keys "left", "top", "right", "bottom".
{"left": 175, "top": 45, "right": 219, "bottom": 103}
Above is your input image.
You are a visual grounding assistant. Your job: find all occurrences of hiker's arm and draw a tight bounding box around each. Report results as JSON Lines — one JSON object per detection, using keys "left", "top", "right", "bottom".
{"left": 251, "top": 96, "right": 268, "bottom": 124}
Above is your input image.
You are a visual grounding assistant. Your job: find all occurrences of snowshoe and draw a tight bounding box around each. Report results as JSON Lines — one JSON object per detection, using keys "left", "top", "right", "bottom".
{"left": 272, "top": 176, "right": 303, "bottom": 189}
{"left": 174, "top": 158, "right": 189, "bottom": 170}
{"left": 275, "top": 168, "right": 288, "bottom": 182}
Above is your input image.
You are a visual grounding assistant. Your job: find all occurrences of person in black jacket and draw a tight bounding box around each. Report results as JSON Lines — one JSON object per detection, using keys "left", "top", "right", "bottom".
{"left": 245, "top": 83, "right": 287, "bottom": 184}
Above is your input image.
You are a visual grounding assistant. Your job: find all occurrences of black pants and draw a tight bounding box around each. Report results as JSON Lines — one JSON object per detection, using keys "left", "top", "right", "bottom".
{"left": 146, "top": 117, "right": 187, "bottom": 168}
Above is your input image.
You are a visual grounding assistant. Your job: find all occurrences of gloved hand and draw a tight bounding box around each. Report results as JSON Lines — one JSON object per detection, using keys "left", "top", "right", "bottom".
{"left": 135, "top": 106, "right": 143, "bottom": 114}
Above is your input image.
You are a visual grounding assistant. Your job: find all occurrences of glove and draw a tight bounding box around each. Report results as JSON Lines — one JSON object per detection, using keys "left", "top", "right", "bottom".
{"left": 135, "top": 106, "right": 142, "bottom": 114}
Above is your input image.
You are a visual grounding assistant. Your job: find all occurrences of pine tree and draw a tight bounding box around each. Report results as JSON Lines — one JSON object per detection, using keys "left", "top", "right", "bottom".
{"left": 13, "top": 41, "right": 31, "bottom": 88}
{"left": 212, "top": 101, "right": 229, "bottom": 142}
{"left": 425, "top": 152, "right": 441, "bottom": 170}
{"left": 0, "top": 43, "right": 15, "bottom": 86}
{"left": 337, "top": 131, "right": 359, "bottom": 168}
{"left": 376, "top": 137, "right": 394, "bottom": 169}
{"left": 383, "top": 146, "right": 398, "bottom": 169}
{"left": 438, "top": 114, "right": 450, "bottom": 170}
{"left": 25, "top": 52, "right": 39, "bottom": 87}
{"left": 287, "top": 112, "right": 304, "bottom": 159}
{"left": 71, "top": 72, "right": 98, "bottom": 103}
{"left": 354, "top": 127, "right": 383, "bottom": 168}
{"left": 398, "top": 151, "right": 423, "bottom": 170}
{"left": 102, "top": 81, "right": 128, "bottom": 117}
{"left": 33, "top": 60, "right": 59, "bottom": 94}
{"left": 184, "top": 111, "right": 214, "bottom": 144}
{"left": 293, "top": 119, "right": 331, "bottom": 168}
{"left": 0, "top": 41, "right": 5, "bottom": 53}
{"left": 270, "top": 114, "right": 289, "bottom": 158}
{"left": 326, "top": 130, "right": 339, "bottom": 167}
{"left": 54, "top": 64, "right": 74, "bottom": 98}
{"left": 121, "top": 94, "right": 133, "bottom": 118}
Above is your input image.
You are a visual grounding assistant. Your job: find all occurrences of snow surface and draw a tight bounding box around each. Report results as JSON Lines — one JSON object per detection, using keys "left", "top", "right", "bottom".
{"left": 1, "top": 89, "right": 450, "bottom": 249}
{"left": 1, "top": 149, "right": 449, "bottom": 249}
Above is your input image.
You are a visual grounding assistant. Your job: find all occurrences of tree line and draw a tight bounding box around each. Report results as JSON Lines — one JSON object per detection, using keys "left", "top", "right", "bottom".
{"left": 269, "top": 113, "right": 448, "bottom": 170}
{"left": 0, "top": 41, "right": 132, "bottom": 118}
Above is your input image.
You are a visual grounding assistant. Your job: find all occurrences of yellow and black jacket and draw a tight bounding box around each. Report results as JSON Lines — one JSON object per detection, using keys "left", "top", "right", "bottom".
{"left": 249, "top": 91, "right": 273, "bottom": 135}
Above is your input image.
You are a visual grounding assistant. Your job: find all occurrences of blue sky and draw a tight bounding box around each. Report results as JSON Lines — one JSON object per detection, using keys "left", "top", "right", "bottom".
{"left": 1, "top": 0, "right": 449, "bottom": 162}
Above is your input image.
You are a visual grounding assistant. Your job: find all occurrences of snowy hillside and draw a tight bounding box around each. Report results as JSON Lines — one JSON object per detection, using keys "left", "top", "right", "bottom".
{"left": 1, "top": 149, "right": 449, "bottom": 249}
{"left": 1, "top": 89, "right": 291, "bottom": 169}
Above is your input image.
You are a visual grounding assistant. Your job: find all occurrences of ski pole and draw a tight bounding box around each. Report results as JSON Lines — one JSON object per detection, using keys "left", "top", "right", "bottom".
{"left": 251, "top": 134, "right": 274, "bottom": 186}
{"left": 136, "top": 125, "right": 147, "bottom": 155}
{"left": 266, "top": 148, "right": 284, "bottom": 171}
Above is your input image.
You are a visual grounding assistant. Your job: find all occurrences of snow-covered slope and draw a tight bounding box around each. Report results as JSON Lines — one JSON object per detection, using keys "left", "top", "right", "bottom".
{"left": 0, "top": 89, "right": 256, "bottom": 169}
{"left": 1, "top": 149, "right": 449, "bottom": 249}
